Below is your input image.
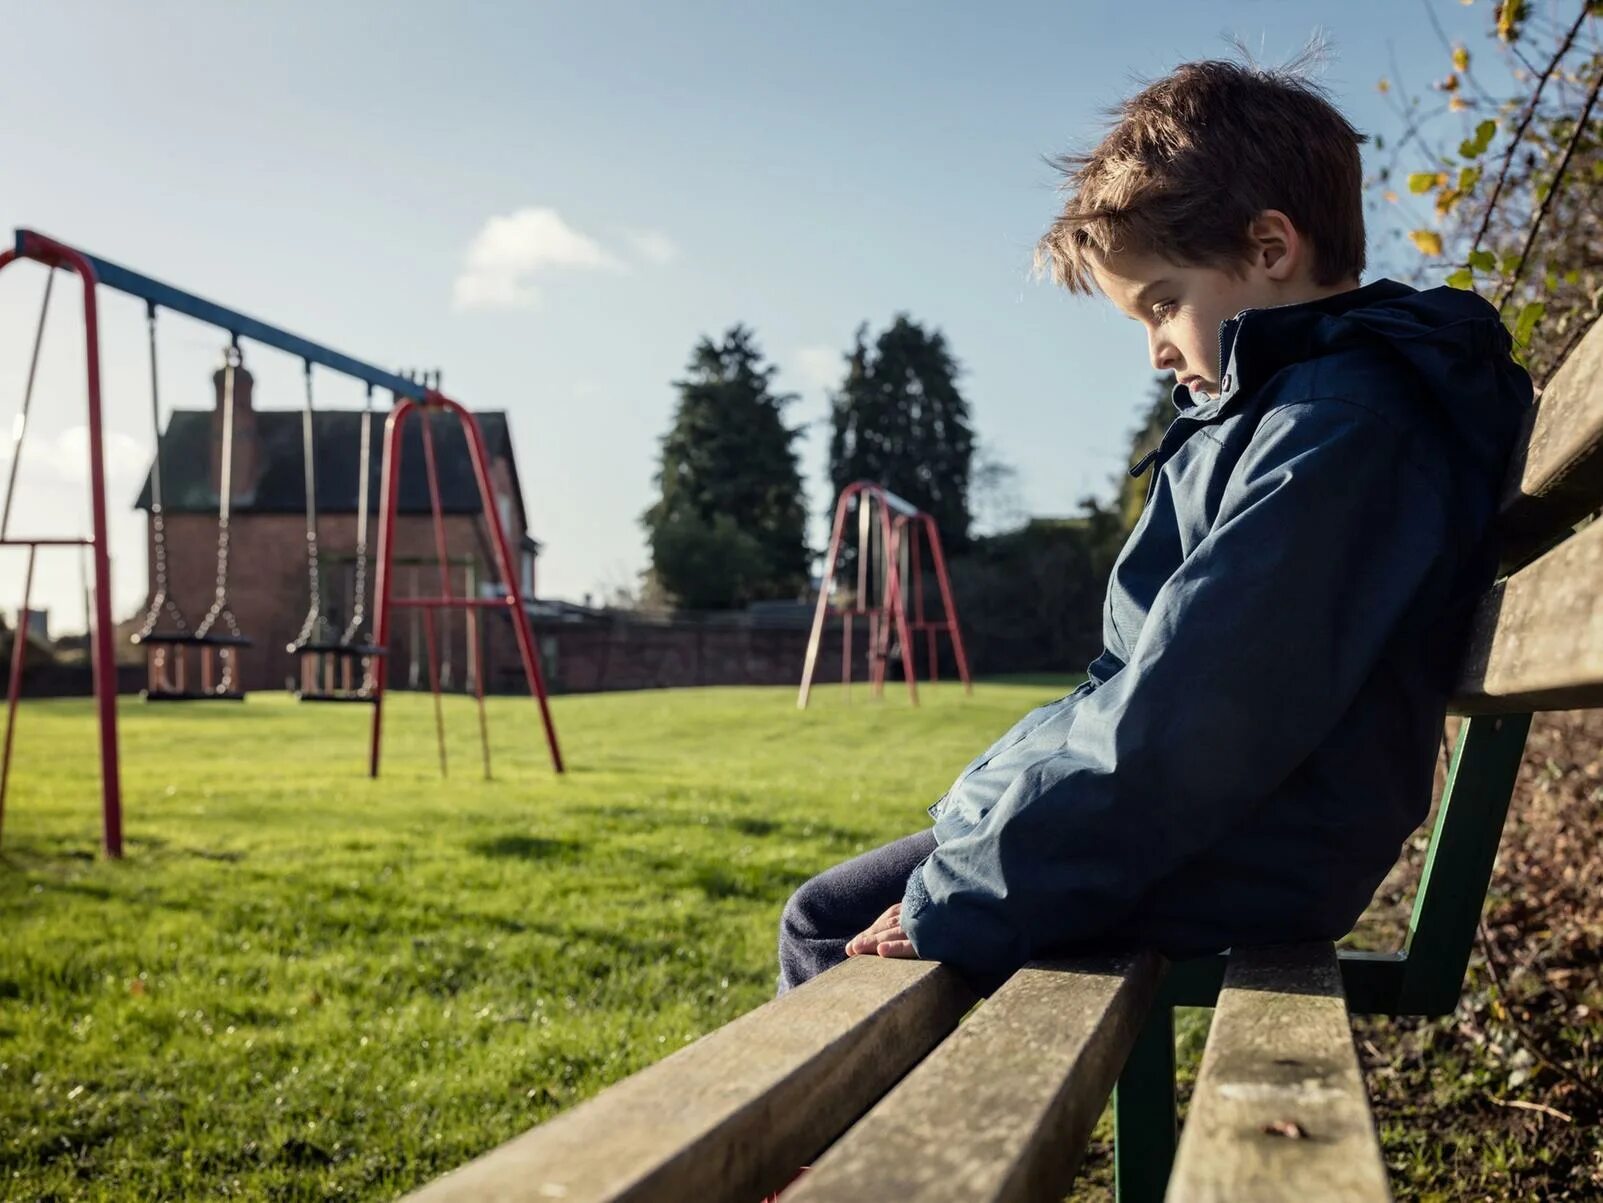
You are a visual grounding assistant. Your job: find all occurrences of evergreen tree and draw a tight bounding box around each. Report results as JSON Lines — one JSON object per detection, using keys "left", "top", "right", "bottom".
{"left": 828, "top": 316, "right": 975, "bottom": 545}
{"left": 642, "top": 326, "right": 809, "bottom": 609}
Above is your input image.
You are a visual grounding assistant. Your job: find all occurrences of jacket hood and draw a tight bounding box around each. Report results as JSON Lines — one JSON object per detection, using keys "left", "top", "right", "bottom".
{"left": 1193, "top": 278, "right": 1533, "bottom": 491}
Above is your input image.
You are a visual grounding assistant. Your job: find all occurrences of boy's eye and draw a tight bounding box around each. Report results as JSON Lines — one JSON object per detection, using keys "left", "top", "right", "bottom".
{"left": 1152, "top": 301, "right": 1176, "bottom": 320}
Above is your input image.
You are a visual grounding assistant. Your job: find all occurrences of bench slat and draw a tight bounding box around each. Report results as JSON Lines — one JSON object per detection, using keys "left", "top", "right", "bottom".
{"left": 397, "top": 956, "right": 976, "bottom": 1203}
{"left": 1452, "top": 509, "right": 1603, "bottom": 713}
{"left": 1498, "top": 317, "right": 1603, "bottom": 566}
{"left": 785, "top": 952, "right": 1163, "bottom": 1203}
{"left": 1166, "top": 943, "right": 1391, "bottom": 1203}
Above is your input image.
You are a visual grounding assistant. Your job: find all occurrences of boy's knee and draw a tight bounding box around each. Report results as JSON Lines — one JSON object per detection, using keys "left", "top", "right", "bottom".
{"left": 779, "top": 875, "right": 825, "bottom": 942}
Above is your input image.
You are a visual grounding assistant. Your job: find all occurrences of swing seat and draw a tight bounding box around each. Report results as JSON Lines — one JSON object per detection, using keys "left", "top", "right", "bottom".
{"left": 131, "top": 631, "right": 253, "bottom": 648}
{"left": 143, "top": 688, "right": 247, "bottom": 703}
{"left": 289, "top": 640, "right": 386, "bottom": 704}
{"left": 132, "top": 630, "right": 253, "bottom": 702}
{"left": 286, "top": 639, "right": 386, "bottom": 656}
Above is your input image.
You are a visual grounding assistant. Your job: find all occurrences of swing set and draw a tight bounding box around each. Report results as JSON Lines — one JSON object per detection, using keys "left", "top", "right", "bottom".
{"left": 797, "top": 480, "right": 972, "bottom": 708}
{"left": 0, "top": 228, "right": 563, "bottom": 858}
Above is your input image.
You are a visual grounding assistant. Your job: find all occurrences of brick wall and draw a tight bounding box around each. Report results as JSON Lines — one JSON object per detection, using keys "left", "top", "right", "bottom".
{"left": 526, "top": 619, "right": 890, "bottom": 696}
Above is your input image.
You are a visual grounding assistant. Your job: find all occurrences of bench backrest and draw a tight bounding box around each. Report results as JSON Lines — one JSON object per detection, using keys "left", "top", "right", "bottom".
{"left": 1394, "top": 317, "right": 1603, "bottom": 1013}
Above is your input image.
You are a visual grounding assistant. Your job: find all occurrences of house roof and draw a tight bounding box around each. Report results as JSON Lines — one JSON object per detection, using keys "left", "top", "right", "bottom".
{"left": 134, "top": 408, "right": 531, "bottom": 539}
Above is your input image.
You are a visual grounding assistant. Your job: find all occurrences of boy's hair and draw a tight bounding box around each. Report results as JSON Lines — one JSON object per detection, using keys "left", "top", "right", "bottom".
{"left": 1037, "top": 52, "right": 1368, "bottom": 295}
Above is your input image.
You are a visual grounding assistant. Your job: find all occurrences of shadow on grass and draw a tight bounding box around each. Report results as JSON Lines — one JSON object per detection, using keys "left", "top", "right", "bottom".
{"left": 469, "top": 834, "right": 585, "bottom": 861}
{"left": 692, "top": 863, "right": 811, "bottom": 902}
{"left": 581, "top": 802, "right": 871, "bottom": 849}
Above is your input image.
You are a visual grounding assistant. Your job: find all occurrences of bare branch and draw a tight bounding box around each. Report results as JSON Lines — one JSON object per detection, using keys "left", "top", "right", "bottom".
{"left": 1470, "top": 2, "right": 1597, "bottom": 257}
{"left": 1494, "top": 57, "right": 1603, "bottom": 314}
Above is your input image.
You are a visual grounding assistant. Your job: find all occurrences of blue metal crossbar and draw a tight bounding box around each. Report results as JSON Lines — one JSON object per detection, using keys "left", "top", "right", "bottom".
{"left": 14, "top": 228, "right": 428, "bottom": 400}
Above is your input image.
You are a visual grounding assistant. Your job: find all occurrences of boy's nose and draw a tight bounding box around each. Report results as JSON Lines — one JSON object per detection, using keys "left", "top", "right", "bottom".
{"left": 1150, "top": 337, "right": 1180, "bottom": 374}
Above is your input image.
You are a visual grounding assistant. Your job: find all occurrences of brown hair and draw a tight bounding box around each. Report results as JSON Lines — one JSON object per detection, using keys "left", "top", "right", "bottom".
{"left": 1037, "top": 51, "right": 1367, "bottom": 295}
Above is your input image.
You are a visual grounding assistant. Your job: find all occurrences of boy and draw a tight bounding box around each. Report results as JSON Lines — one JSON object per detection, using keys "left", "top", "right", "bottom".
{"left": 777, "top": 56, "right": 1533, "bottom": 991}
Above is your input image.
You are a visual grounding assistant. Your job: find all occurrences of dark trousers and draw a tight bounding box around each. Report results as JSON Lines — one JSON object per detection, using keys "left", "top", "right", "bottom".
{"left": 776, "top": 828, "right": 938, "bottom": 994}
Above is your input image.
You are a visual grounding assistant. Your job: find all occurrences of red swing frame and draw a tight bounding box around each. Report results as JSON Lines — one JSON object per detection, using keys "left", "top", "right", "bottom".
{"left": 367, "top": 392, "right": 564, "bottom": 778}
{"left": 0, "top": 233, "right": 123, "bottom": 856}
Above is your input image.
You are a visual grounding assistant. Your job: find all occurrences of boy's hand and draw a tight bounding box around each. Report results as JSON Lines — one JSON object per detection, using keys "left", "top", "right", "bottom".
{"left": 844, "top": 903, "right": 918, "bottom": 959}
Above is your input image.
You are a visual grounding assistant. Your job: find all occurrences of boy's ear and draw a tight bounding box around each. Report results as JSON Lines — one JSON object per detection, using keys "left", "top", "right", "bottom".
{"left": 1249, "top": 209, "right": 1301, "bottom": 281}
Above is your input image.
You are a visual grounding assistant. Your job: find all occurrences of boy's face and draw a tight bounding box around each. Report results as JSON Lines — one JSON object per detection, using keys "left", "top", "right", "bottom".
{"left": 1090, "top": 247, "right": 1269, "bottom": 402}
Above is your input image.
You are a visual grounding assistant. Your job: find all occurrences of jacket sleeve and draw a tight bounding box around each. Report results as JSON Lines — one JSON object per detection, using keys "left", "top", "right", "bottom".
{"left": 900, "top": 399, "right": 1452, "bottom": 975}
{"left": 930, "top": 679, "right": 1099, "bottom": 817}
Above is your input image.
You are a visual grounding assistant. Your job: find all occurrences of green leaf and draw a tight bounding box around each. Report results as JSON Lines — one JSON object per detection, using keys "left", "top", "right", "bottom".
{"left": 1409, "top": 229, "right": 1445, "bottom": 257}
{"left": 1500, "top": 251, "right": 1522, "bottom": 275}
{"left": 1565, "top": 268, "right": 1581, "bottom": 286}
{"left": 1445, "top": 267, "right": 1476, "bottom": 290}
{"left": 1468, "top": 249, "right": 1497, "bottom": 273}
{"left": 1512, "top": 300, "right": 1545, "bottom": 347}
{"left": 1498, "top": 0, "right": 1526, "bottom": 43}
{"left": 1459, "top": 118, "right": 1498, "bottom": 159}
{"left": 1457, "top": 165, "right": 1483, "bottom": 193}
{"left": 1407, "top": 172, "right": 1441, "bottom": 195}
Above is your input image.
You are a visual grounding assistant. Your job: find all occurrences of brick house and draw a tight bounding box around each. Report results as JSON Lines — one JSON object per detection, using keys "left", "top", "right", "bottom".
{"left": 134, "top": 357, "right": 541, "bottom": 694}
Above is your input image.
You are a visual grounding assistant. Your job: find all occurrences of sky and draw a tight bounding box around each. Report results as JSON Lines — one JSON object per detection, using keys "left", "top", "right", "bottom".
{"left": 0, "top": 0, "right": 1514, "bottom": 631}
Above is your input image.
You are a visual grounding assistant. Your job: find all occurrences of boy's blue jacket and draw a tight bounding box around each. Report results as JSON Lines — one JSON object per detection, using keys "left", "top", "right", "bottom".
{"left": 902, "top": 278, "right": 1533, "bottom": 977}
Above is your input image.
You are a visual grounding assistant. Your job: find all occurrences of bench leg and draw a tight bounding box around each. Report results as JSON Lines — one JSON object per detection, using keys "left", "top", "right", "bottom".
{"left": 1114, "top": 1004, "right": 1176, "bottom": 1203}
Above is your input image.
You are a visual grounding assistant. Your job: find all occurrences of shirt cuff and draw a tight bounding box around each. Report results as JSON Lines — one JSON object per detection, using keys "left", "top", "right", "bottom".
{"left": 900, "top": 858, "right": 935, "bottom": 956}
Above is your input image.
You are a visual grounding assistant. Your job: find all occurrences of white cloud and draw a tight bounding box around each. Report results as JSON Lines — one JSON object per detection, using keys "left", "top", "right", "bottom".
{"left": 793, "top": 344, "right": 844, "bottom": 395}
{"left": 0, "top": 425, "right": 148, "bottom": 491}
{"left": 452, "top": 207, "right": 624, "bottom": 311}
{"left": 625, "top": 228, "right": 680, "bottom": 266}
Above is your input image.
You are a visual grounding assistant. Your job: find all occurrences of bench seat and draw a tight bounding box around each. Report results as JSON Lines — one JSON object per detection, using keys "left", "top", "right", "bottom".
{"left": 401, "top": 943, "right": 1387, "bottom": 1203}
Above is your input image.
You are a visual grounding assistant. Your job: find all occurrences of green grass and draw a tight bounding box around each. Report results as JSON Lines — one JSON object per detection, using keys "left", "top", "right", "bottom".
{"left": 0, "top": 679, "right": 1080, "bottom": 1201}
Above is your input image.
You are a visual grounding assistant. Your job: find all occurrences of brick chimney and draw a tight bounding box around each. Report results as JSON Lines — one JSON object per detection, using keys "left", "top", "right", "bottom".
{"left": 210, "top": 349, "right": 259, "bottom": 505}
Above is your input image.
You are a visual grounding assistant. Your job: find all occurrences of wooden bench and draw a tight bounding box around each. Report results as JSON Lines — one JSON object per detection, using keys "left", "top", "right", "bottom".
{"left": 398, "top": 317, "right": 1603, "bottom": 1203}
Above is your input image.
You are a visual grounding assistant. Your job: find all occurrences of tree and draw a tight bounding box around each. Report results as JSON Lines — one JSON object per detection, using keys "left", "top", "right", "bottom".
{"left": 1116, "top": 374, "right": 1178, "bottom": 532}
{"left": 642, "top": 326, "right": 809, "bottom": 609}
{"left": 971, "top": 444, "right": 1027, "bottom": 537}
{"left": 1371, "top": 2, "right": 1602, "bottom": 386}
{"left": 948, "top": 378, "right": 1177, "bottom": 675}
{"left": 828, "top": 316, "right": 976, "bottom": 546}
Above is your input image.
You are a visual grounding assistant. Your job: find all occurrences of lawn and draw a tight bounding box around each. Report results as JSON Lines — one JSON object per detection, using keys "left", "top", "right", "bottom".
{"left": 0, "top": 679, "right": 1081, "bottom": 1201}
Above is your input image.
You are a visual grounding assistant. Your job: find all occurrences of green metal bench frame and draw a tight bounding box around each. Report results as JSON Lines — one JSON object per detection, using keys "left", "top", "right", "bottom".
{"left": 1112, "top": 711, "right": 1531, "bottom": 1201}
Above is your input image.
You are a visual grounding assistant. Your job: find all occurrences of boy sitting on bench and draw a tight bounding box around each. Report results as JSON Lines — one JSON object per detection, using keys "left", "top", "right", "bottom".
{"left": 778, "top": 54, "right": 1533, "bottom": 992}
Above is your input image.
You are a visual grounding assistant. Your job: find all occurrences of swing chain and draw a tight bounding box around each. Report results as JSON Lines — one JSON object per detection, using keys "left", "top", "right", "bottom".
{"left": 213, "top": 348, "right": 240, "bottom": 607}
{"left": 135, "top": 304, "right": 188, "bottom": 640}
{"left": 341, "top": 383, "right": 376, "bottom": 645}
{"left": 292, "top": 358, "right": 327, "bottom": 649}
{"left": 0, "top": 268, "right": 54, "bottom": 543}
{"left": 303, "top": 367, "right": 321, "bottom": 614}
{"left": 194, "top": 344, "right": 243, "bottom": 645}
